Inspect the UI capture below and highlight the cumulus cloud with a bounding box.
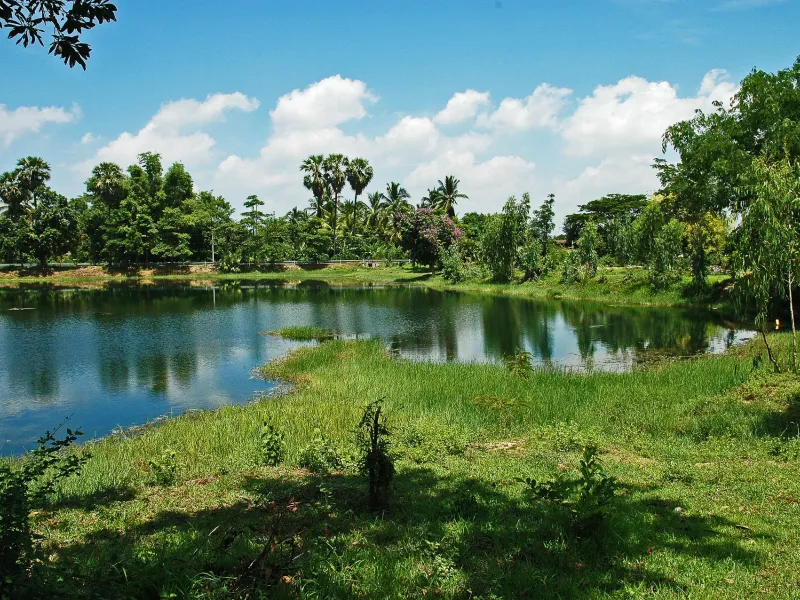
[433,90,490,125]
[0,104,80,147]
[81,92,259,172]
[80,132,96,144]
[270,75,376,131]
[478,84,573,131]
[560,70,737,157]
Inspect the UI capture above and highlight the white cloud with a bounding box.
[434,90,490,125]
[81,92,259,172]
[560,70,737,157]
[0,104,80,147]
[478,84,573,131]
[270,75,376,132]
[80,132,96,144]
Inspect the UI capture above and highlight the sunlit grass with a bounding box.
[262,325,336,341]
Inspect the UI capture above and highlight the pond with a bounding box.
[0,280,754,454]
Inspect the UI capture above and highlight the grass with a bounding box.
[0,263,733,309]
[11,333,800,598]
[263,325,336,341]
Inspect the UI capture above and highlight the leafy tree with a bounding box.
[398,208,461,269]
[531,193,556,253]
[86,161,126,210]
[649,219,685,290]
[733,156,800,372]
[0,0,117,68]
[563,213,589,247]
[364,191,387,231]
[632,198,666,265]
[30,188,77,265]
[481,194,530,282]
[576,220,599,278]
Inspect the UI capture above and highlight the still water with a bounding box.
[0,280,754,453]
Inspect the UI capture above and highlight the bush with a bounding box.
[1,424,87,593]
[481,195,530,282]
[560,251,586,284]
[517,241,543,281]
[504,348,534,378]
[260,421,286,467]
[298,429,343,474]
[398,209,461,269]
[440,243,467,283]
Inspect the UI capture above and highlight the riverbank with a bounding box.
[0,263,733,310]
[11,333,800,598]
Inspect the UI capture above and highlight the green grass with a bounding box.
[262,325,336,341]
[13,333,800,598]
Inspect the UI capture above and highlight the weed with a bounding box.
[503,348,534,378]
[298,429,343,474]
[148,449,177,485]
[260,421,286,467]
[523,445,619,535]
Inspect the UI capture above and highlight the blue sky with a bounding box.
[1,0,798,224]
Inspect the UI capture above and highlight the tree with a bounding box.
[649,219,684,290]
[86,162,126,210]
[434,175,467,218]
[29,188,77,266]
[531,193,556,253]
[632,198,666,265]
[365,191,386,231]
[346,157,373,235]
[481,194,530,282]
[301,155,327,218]
[733,156,800,372]
[576,220,599,278]
[322,154,348,255]
[1,0,117,68]
[381,182,412,243]
[398,208,461,269]
[15,156,51,210]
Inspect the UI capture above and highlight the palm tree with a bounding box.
[346,157,374,235]
[0,170,25,221]
[322,154,349,256]
[435,175,467,218]
[365,191,387,231]
[420,187,442,209]
[381,182,412,242]
[300,155,326,218]
[87,162,126,210]
[15,156,51,211]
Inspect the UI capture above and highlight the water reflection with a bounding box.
[0,280,753,453]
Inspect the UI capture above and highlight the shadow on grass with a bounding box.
[38,468,767,599]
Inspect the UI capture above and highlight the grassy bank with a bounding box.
[0,263,732,309]
[12,334,799,598]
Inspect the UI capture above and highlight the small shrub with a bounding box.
[148,449,177,486]
[504,348,534,378]
[473,395,529,434]
[1,423,87,593]
[298,429,343,474]
[560,251,586,284]
[260,421,286,467]
[517,241,543,281]
[523,445,619,535]
[356,401,395,509]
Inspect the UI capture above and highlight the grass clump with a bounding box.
[264,325,336,341]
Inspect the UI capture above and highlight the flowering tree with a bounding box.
[398,209,461,269]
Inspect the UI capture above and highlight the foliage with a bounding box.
[0,423,86,592]
[298,429,343,474]
[0,0,117,68]
[398,208,461,269]
[356,401,395,509]
[517,239,543,281]
[530,193,556,253]
[632,197,667,265]
[576,220,599,278]
[523,446,619,534]
[260,421,286,467]
[560,250,585,284]
[440,242,466,283]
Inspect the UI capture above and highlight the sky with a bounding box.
[0,0,798,227]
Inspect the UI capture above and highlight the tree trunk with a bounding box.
[789,265,797,373]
